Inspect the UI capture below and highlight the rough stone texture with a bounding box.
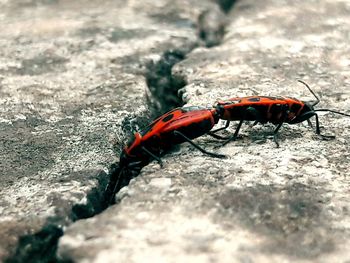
[0,0,221,261]
[57,0,350,262]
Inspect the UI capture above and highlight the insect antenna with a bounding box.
[314,109,350,117]
[297,80,350,117]
[298,80,320,107]
[106,165,124,204]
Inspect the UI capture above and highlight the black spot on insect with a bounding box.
[270,104,283,115]
[248,97,261,102]
[162,114,174,122]
[291,103,302,113]
[266,96,287,101]
[262,96,278,100]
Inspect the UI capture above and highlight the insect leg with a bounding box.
[222,106,263,146]
[210,120,230,133]
[106,166,125,204]
[222,119,244,146]
[127,161,143,169]
[207,121,231,140]
[313,113,335,140]
[207,128,230,140]
[141,146,163,167]
[207,121,230,140]
[307,119,313,128]
[173,130,226,158]
[272,107,290,148]
[272,122,284,148]
[293,111,335,140]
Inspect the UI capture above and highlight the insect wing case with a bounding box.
[160,108,216,145]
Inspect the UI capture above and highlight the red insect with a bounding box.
[107,106,226,202]
[212,80,350,147]
[120,106,225,168]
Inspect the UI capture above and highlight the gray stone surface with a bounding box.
[0,0,221,261]
[57,0,350,262]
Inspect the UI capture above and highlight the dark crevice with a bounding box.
[6,1,239,262]
[6,171,109,263]
[144,47,193,116]
[104,45,195,206]
[198,8,227,47]
[5,225,64,263]
[197,0,237,47]
[105,0,238,207]
[70,170,110,220]
[216,0,238,13]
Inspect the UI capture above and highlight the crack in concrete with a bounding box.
[104,45,196,206]
[5,1,238,262]
[5,225,64,263]
[104,0,238,208]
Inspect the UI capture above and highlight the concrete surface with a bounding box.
[57,0,350,263]
[1,0,350,262]
[0,0,221,261]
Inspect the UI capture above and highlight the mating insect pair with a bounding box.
[121,81,349,167]
[107,81,350,199]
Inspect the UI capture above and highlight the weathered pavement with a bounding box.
[1,0,350,262]
[0,0,224,261]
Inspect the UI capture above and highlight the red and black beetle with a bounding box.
[107,106,226,202]
[120,105,225,169]
[211,80,350,147]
